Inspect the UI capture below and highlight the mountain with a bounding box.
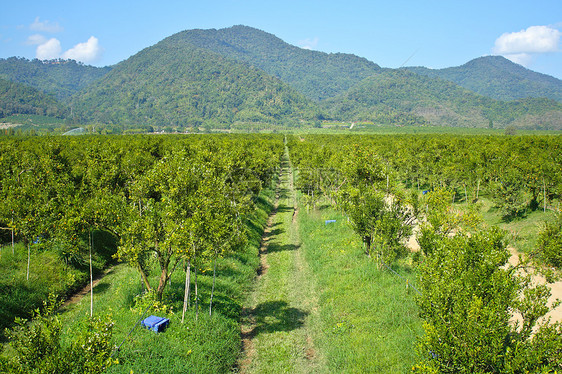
[1,26,561,131]
[174,25,381,101]
[70,31,319,128]
[0,78,68,119]
[405,56,562,102]
[324,69,562,129]
[0,57,111,101]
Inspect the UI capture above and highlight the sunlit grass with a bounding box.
[56,187,275,373]
[297,197,422,372]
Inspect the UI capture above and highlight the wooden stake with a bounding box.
[90,231,93,317]
[182,259,191,324]
[194,265,199,321]
[26,243,30,281]
[209,257,217,316]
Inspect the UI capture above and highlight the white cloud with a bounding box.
[298,37,319,50]
[36,38,62,60]
[493,25,561,67]
[26,34,47,45]
[494,25,561,54]
[62,36,103,63]
[502,53,533,67]
[30,17,63,33]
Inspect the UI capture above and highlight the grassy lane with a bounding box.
[297,200,423,372]
[239,149,326,373]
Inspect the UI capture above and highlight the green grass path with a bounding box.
[238,148,326,373]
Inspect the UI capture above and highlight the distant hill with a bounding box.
[175,25,381,101]
[405,56,562,102]
[1,26,561,131]
[70,32,319,128]
[0,57,111,100]
[324,69,562,129]
[0,78,68,119]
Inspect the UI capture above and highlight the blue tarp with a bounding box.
[141,315,170,333]
[325,219,336,225]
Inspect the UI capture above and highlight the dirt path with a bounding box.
[238,148,325,374]
[508,247,562,324]
[61,267,114,309]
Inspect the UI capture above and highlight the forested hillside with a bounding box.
[1,26,562,131]
[0,57,111,100]
[70,36,319,129]
[323,69,562,129]
[0,78,68,119]
[406,56,562,102]
[174,25,382,101]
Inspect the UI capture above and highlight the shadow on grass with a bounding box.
[242,300,308,340]
[93,282,111,295]
[276,206,295,213]
[266,243,300,254]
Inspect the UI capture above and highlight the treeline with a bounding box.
[289,134,562,218]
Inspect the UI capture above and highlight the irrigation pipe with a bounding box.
[380,260,422,296]
[111,299,156,358]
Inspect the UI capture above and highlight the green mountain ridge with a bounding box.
[174,25,382,101]
[1,26,561,131]
[0,57,111,101]
[70,34,318,128]
[0,78,69,119]
[324,69,562,129]
[405,56,562,102]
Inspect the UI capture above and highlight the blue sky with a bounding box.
[1,0,561,79]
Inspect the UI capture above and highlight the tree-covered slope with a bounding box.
[324,69,562,129]
[406,56,562,102]
[0,78,69,119]
[174,25,381,101]
[71,34,319,128]
[0,57,111,101]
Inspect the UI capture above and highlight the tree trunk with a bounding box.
[209,257,217,316]
[543,177,546,213]
[138,263,152,292]
[476,179,480,201]
[182,259,191,323]
[464,184,468,204]
[364,236,371,257]
[156,266,168,301]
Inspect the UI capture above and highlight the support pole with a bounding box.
[90,231,94,317]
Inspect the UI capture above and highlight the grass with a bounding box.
[298,197,423,373]
[55,187,275,373]
[0,234,115,337]
[454,195,558,254]
[241,150,423,373]
[239,150,325,373]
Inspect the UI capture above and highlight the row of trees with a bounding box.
[287,135,562,372]
[0,134,283,310]
[289,134,562,219]
[0,133,284,373]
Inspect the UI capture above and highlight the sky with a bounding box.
[1,0,561,79]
